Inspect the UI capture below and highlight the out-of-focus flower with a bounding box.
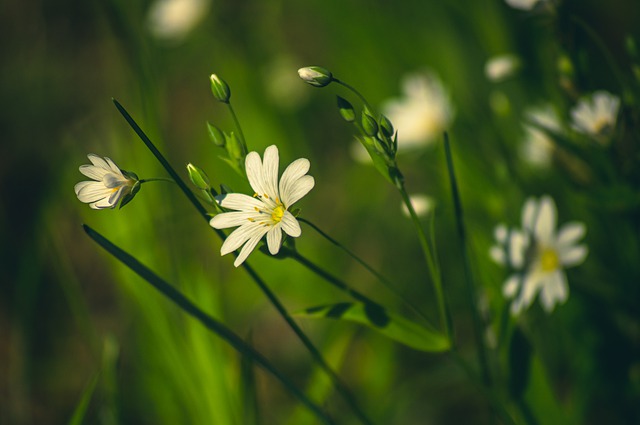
[401,194,434,218]
[147,0,210,42]
[505,0,546,11]
[74,154,139,209]
[484,54,521,82]
[210,145,314,267]
[570,91,620,143]
[381,71,454,151]
[490,196,588,315]
[520,105,562,168]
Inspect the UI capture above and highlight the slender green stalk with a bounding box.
[83,225,335,425]
[112,99,373,425]
[333,78,374,112]
[443,133,492,388]
[298,217,431,324]
[139,177,176,184]
[396,183,452,343]
[227,102,248,155]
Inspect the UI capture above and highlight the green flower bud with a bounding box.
[361,111,378,137]
[187,163,211,190]
[297,66,333,87]
[207,122,226,147]
[336,96,355,122]
[379,114,394,139]
[119,179,141,209]
[210,74,231,103]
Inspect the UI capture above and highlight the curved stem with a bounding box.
[334,78,375,112]
[298,217,431,324]
[139,177,176,184]
[227,102,248,155]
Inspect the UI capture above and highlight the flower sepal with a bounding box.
[118,179,141,209]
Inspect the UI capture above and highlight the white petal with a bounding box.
[540,271,568,312]
[281,175,314,208]
[108,185,127,205]
[557,222,586,249]
[217,193,265,212]
[262,145,280,198]
[74,181,93,196]
[245,151,268,198]
[521,197,537,232]
[503,274,520,298]
[79,164,110,181]
[280,211,301,237]
[104,157,122,174]
[91,196,116,209]
[559,244,588,267]
[494,224,508,244]
[103,173,128,189]
[489,246,506,265]
[534,195,556,244]
[87,154,110,170]
[266,226,283,255]
[76,182,111,203]
[210,211,261,229]
[220,222,265,256]
[234,228,270,267]
[513,271,542,315]
[509,230,529,269]
[279,157,310,204]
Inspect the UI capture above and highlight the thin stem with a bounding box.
[333,78,374,112]
[298,217,431,324]
[443,133,492,388]
[227,102,248,155]
[396,183,452,343]
[139,177,176,184]
[112,99,372,425]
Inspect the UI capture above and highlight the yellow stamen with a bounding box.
[539,248,559,272]
[271,205,285,223]
[263,193,269,199]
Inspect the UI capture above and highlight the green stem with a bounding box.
[227,102,248,155]
[396,183,452,343]
[334,78,374,112]
[443,133,492,388]
[112,99,372,425]
[298,217,431,324]
[139,177,176,184]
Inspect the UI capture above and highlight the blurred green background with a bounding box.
[2,0,639,424]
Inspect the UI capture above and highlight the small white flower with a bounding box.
[74,154,138,210]
[570,91,620,142]
[401,194,434,218]
[490,196,588,315]
[520,105,562,168]
[210,145,315,267]
[484,54,520,82]
[381,71,454,151]
[147,0,209,41]
[505,0,545,11]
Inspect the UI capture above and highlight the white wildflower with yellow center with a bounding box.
[490,196,588,315]
[210,145,315,267]
[570,91,620,141]
[74,154,138,209]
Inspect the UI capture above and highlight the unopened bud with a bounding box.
[297,66,333,87]
[336,96,355,122]
[207,122,226,147]
[210,74,231,103]
[187,163,211,190]
[379,115,394,138]
[361,111,378,137]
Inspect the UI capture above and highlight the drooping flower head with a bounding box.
[74,154,139,209]
[210,145,314,267]
[570,90,620,143]
[490,196,588,315]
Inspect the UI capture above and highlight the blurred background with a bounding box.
[1,0,639,423]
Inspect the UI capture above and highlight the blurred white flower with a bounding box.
[570,91,620,143]
[147,0,210,41]
[401,194,434,218]
[490,196,588,315]
[520,105,562,168]
[505,0,545,11]
[484,54,520,82]
[382,71,454,151]
[74,154,138,209]
[210,145,314,267]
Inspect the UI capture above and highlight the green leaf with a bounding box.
[67,373,99,425]
[295,302,450,352]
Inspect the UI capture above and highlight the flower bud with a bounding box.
[336,96,355,122]
[207,122,226,147]
[379,114,394,139]
[187,163,211,190]
[361,111,378,137]
[297,66,333,87]
[210,74,231,103]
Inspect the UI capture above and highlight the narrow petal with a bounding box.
[234,228,270,267]
[281,175,314,208]
[489,246,506,265]
[514,271,543,314]
[217,193,265,211]
[266,226,283,255]
[210,211,261,229]
[74,181,93,196]
[521,197,537,232]
[91,197,116,209]
[79,164,110,181]
[502,274,520,298]
[534,196,556,244]
[245,151,268,197]
[220,222,265,256]
[280,211,301,237]
[279,158,310,203]
[557,222,586,249]
[559,245,588,267]
[103,173,128,189]
[540,271,568,312]
[509,230,529,269]
[87,154,110,170]
[494,224,508,244]
[107,185,127,205]
[262,145,280,198]
[104,157,122,174]
[77,182,112,203]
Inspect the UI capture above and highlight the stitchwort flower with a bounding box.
[490,196,588,315]
[74,154,139,209]
[210,145,314,267]
[570,90,620,143]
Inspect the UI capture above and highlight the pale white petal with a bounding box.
[540,271,568,312]
[103,173,128,189]
[74,181,94,196]
[502,274,520,298]
[210,211,261,229]
[87,154,110,170]
[281,175,314,208]
[104,157,122,174]
[489,246,506,265]
[513,271,542,315]
[280,211,301,237]
[279,158,310,204]
[217,193,265,212]
[559,244,588,267]
[220,222,265,256]
[262,145,280,198]
[108,186,127,205]
[534,195,556,244]
[266,226,283,255]
[521,197,537,232]
[556,222,586,249]
[79,164,110,181]
[494,224,508,244]
[91,197,116,209]
[245,151,268,198]
[234,228,270,267]
[509,230,529,269]
[77,182,112,203]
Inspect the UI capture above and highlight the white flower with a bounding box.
[210,145,314,267]
[570,91,620,142]
[401,194,434,218]
[484,54,520,82]
[381,71,454,151]
[74,154,138,210]
[490,196,588,315]
[505,0,545,11]
[520,105,562,168]
[147,0,209,41]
